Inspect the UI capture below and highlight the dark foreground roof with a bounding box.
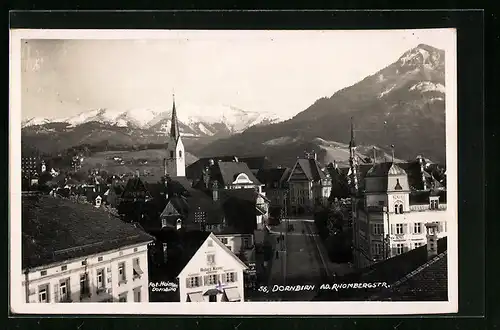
[315,237,448,301]
[22,195,154,269]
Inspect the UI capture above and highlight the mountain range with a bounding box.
[21,104,280,155]
[194,44,446,167]
[22,43,446,168]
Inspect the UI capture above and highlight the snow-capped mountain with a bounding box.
[22,104,281,137]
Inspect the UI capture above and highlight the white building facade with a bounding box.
[352,162,448,269]
[22,242,151,303]
[177,233,248,302]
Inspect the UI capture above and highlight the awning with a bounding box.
[187,292,204,302]
[224,287,241,302]
[203,288,221,296]
[133,263,144,275]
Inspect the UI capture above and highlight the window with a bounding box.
[118,292,127,302]
[169,151,174,158]
[133,258,143,279]
[243,237,251,249]
[220,237,228,244]
[414,242,424,248]
[394,203,404,214]
[207,240,213,247]
[80,273,89,296]
[187,276,201,288]
[396,224,404,235]
[59,278,70,302]
[97,269,105,289]
[225,272,237,283]
[413,223,422,234]
[204,274,219,286]
[372,243,382,256]
[161,218,167,228]
[396,244,404,255]
[372,223,383,235]
[430,199,439,210]
[399,204,404,214]
[226,245,232,251]
[81,260,87,266]
[118,262,126,283]
[40,270,47,276]
[98,256,103,262]
[61,265,67,271]
[207,254,215,265]
[38,284,49,303]
[179,150,183,158]
[133,287,141,302]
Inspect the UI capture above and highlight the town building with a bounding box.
[177,233,248,302]
[285,151,332,215]
[21,195,154,303]
[256,167,291,208]
[345,120,448,269]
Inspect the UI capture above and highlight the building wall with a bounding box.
[354,204,449,268]
[22,242,150,303]
[215,234,254,255]
[178,237,246,302]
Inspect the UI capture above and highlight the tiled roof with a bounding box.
[212,162,262,186]
[369,252,448,301]
[256,168,290,186]
[315,237,447,301]
[185,156,239,180]
[366,162,407,177]
[22,195,154,269]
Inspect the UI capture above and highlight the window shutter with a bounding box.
[234,272,238,282]
[204,275,209,286]
[221,273,226,283]
[53,284,59,303]
[438,222,443,232]
[186,278,191,288]
[391,224,395,235]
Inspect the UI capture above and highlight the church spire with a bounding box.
[170,94,180,142]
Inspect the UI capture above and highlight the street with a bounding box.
[260,217,352,301]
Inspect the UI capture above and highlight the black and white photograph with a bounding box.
[10,28,458,315]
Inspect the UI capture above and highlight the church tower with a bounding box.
[164,94,185,177]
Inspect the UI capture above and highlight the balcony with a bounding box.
[409,203,447,212]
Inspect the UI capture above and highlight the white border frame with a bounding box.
[9,29,458,315]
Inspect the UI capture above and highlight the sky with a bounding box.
[20,29,454,121]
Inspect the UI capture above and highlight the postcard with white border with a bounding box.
[10,28,458,315]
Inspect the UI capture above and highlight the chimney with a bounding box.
[425,222,439,259]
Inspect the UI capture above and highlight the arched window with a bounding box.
[179,150,182,158]
[394,205,399,214]
[399,204,403,214]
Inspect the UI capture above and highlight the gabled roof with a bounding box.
[177,232,248,278]
[257,167,291,186]
[237,156,273,171]
[22,195,154,269]
[288,158,327,182]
